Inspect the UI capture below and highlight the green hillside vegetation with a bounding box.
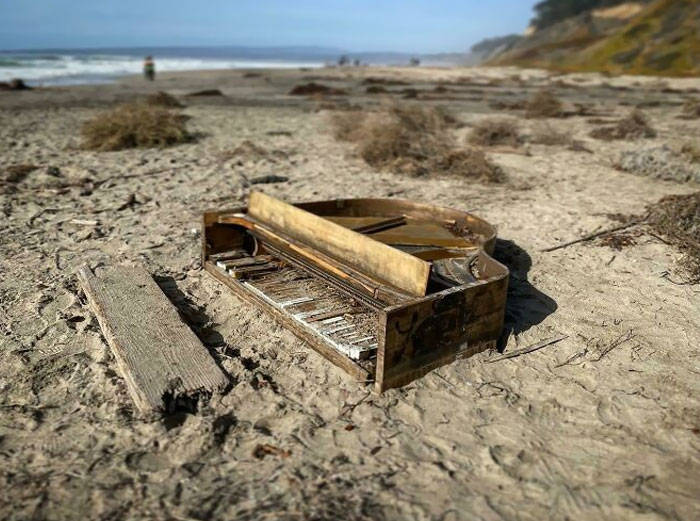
[574,0,700,75]
[531,0,631,30]
[488,0,700,77]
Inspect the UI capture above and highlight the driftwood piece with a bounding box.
[77,264,229,415]
[541,222,643,253]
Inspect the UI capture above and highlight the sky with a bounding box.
[0,0,539,53]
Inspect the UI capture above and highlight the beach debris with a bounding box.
[366,85,388,94]
[46,166,62,177]
[69,218,99,226]
[487,334,568,363]
[468,118,521,147]
[590,110,656,140]
[185,89,224,97]
[81,102,191,151]
[680,143,700,164]
[617,145,700,184]
[3,163,39,183]
[0,78,31,91]
[116,192,150,211]
[490,99,528,111]
[525,89,564,118]
[77,264,229,416]
[645,192,700,282]
[204,192,509,392]
[115,193,138,211]
[249,174,289,185]
[252,444,291,459]
[289,82,346,96]
[598,232,637,251]
[330,102,505,182]
[361,77,409,86]
[679,99,700,119]
[145,91,183,108]
[542,221,645,253]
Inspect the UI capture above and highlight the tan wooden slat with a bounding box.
[248,191,431,297]
[323,216,396,229]
[78,264,229,415]
[368,222,474,248]
[324,216,406,234]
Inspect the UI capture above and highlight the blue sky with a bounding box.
[0,0,538,53]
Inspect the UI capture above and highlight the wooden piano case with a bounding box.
[202,192,509,393]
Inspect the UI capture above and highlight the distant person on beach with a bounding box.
[143,56,155,81]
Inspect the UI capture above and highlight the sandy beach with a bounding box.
[1,65,699,520]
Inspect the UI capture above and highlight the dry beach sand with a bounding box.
[1,66,700,520]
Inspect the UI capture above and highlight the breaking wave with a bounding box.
[0,52,323,85]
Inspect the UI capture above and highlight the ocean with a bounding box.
[0,46,474,86]
[0,46,336,86]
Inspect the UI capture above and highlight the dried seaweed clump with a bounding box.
[617,145,700,184]
[289,82,346,96]
[645,192,700,282]
[598,232,637,251]
[81,103,191,151]
[366,85,388,94]
[3,164,39,183]
[330,103,504,182]
[590,110,656,141]
[525,89,563,119]
[680,143,700,164]
[145,91,183,108]
[435,148,507,182]
[468,118,521,147]
[680,99,700,119]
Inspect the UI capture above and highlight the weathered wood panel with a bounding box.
[248,191,431,297]
[78,264,229,415]
[375,275,508,392]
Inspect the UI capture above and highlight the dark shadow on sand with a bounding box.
[493,239,558,351]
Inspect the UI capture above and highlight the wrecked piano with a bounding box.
[202,192,509,392]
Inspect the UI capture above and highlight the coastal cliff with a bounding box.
[485,0,700,76]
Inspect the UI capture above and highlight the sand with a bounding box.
[1,66,699,520]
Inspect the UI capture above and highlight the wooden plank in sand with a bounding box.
[77,264,229,415]
[247,191,431,297]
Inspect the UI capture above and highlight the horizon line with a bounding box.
[0,43,474,56]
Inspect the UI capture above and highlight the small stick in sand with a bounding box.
[541,221,645,253]
[487,333,569,363]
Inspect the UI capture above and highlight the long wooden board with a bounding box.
[78,264,229,415]
[247,191,431,297]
